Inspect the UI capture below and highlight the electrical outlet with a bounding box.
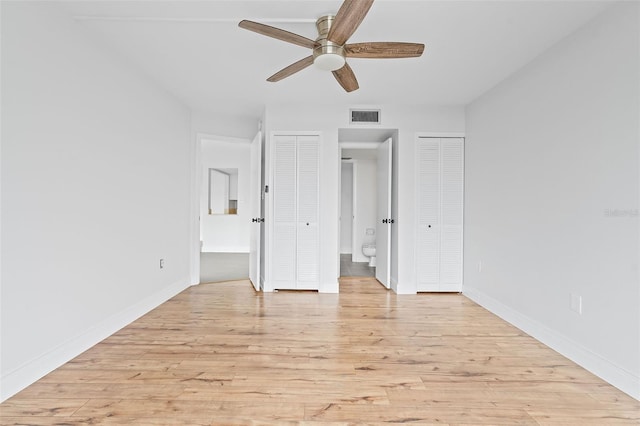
[570,293,582,314]
[160,259,164,269]
[477,261,482,273]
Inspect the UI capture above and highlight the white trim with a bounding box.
[319,280,339,294]
[272,131,323,136]
[415,132,466,139]
[390,277,399,293]
[351,160,359,263]
[191,133,253,286]
[265,131,323,292]
[0,278,191,402]
[198,133,251,144]
[188,118,199,286]
[340,142,380,149]
[463,286,640,401]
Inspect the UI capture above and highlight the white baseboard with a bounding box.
[0,278,191,402]
[390,276,398,293]
[463,286,640,401]
[320,280,339,293]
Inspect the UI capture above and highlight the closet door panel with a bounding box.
[295,136,319,287]
[417,225,440,289]
[415,137,464,292]
[440,225,462,287]
[272,135,297,287]
[440,138,464,289]
[441,139,464,227]
[417,138,441,227]
[416,138,441,290]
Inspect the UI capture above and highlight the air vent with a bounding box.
[350,109,381,124]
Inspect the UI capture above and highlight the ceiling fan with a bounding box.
[238,0,425,92]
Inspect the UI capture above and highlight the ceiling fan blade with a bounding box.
[332,62,359,92]
[239,20,317,49]
[327,0,375,46]
[345,42,425,58]
[267,56,314,82]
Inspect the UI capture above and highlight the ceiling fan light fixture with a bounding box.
[239,1,425,92]
[313,38,346,71]
[314,53,346,71]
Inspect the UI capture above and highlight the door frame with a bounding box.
[413,132,466,293]
[190,133,252,286]
[264,131,323,292]
[337,141,385,277]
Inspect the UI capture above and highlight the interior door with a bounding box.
[271,135,298,289]
[375,138,392,288]
[416,137,442,291]
[249,131,262,291]
[440,138,464,291]
[295,135,320,289]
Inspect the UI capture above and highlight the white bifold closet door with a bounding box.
[416,137,464,292]
[271,134,319,290]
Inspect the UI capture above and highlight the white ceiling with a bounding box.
[58,1,613,120]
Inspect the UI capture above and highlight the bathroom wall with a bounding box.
[352,157,378,263]
[340,162,354,254]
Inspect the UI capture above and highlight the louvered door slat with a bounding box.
[270,134,320,290]
[416,138,441,290]
[416,137,464,292]
[272,136,297,287]
[296,136,319,287]
[441,139,464,227]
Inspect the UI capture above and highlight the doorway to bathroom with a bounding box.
[338,128,396,288]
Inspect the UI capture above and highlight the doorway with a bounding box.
[340,158,376,277]
[198,136,252,283]
[338,128,397,287]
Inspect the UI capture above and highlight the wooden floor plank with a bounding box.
[1,278,638,425]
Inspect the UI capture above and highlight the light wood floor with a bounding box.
[2,278,638,425]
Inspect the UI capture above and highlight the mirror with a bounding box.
[208,168,238,215]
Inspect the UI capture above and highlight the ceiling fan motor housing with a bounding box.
[313,15,346,71]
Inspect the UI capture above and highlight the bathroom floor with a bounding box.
[340,253,376,277]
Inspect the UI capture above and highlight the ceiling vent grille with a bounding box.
[350,109,381,124]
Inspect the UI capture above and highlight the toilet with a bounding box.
[362,243,376,267]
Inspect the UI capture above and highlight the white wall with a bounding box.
[191,111,258,141]
[200,139,251,253]
[265,104,465,293]
[340,162,353,254]
[1,2,192,400]
[352,160,378,263]
[464,3,639,399]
